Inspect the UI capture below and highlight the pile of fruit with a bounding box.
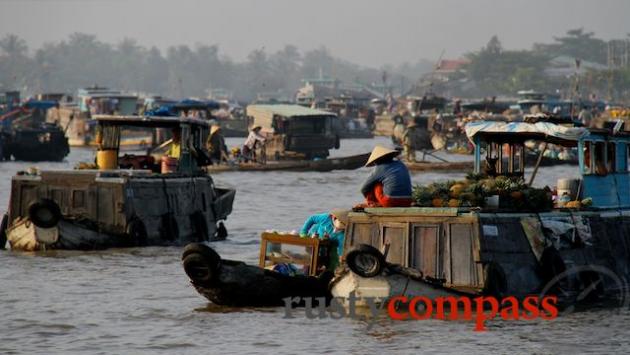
[412,173,553,211]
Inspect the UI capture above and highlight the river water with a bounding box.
[1,137,628,354]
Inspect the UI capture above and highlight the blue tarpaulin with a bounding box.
[23,100,58,110]
[145,99,220,117]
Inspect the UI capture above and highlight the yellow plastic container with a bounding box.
[96,149,118,170]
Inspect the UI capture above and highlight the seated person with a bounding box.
[299,209,349,270]
[167,128,181,159]
[359,146,412,207]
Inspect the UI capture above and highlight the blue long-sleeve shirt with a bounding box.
[299,213,345,257]
[360,160,412,197]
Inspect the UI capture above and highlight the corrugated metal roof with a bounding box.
[247,104,335,118]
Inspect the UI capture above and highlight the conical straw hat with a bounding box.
[331,209,350,226]
[365,146,399,167]
[210,125,221,135]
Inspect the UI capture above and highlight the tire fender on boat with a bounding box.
[28,199,62,229]
[0,214,8,250]
[345,244,386,278]
[182,243,222,285]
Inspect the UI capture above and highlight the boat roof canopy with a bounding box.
[247,104,336,128]
[465,121,589,146]
[247,104,335,118]
[172,99,220,111]
[93,114,211,128]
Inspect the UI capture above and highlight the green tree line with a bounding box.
[0,33,431,101]
[457,29,630,101]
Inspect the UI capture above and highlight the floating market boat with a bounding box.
[182,233,333,306]
[183,118,630,308]
[48,86,140,147]
[1,115,235,251]
[339,120,630,303]
[0,99,69,162]
[246,104,340,160]
[205,153,370,173]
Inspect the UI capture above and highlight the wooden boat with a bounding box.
[247,105,340,160]
[205,153,371,173]
[339,121,630,304]
[405,160,473,172]
[182,234,334,306]
[1,115,235,251]
[1,100,70,162]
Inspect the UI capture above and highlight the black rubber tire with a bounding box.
[214,221,228,240]
[0,214,8,250]
[28,199,61,228]
[483,262,508,298]
[182,243,221,285]
[160,214,179,242]
[190,211,209,242]
[126,219,148,246]
[345,244,386,278]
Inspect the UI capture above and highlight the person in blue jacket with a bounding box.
[299,209,349,269]
[359,145,413,207]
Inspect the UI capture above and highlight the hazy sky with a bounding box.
[1,0,630,67]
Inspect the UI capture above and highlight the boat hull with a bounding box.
[182,243,331,307]
[205,153,370,172]
[6,171,236,251]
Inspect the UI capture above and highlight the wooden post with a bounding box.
[528,143,547,186]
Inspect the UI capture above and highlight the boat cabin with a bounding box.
[467,119,630,209]
[246,104,339,160]
[93,115,212,174]
[78,87,138,116]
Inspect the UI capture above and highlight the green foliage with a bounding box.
[0,33,418,100]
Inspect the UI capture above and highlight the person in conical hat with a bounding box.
[359,145,412,208]
[206,124,228,164]
[403,120,418,162]
[242,125,266,162]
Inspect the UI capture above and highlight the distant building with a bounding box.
[432,59,471,82]
[296,78,382,106]
[544,56,607,77]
